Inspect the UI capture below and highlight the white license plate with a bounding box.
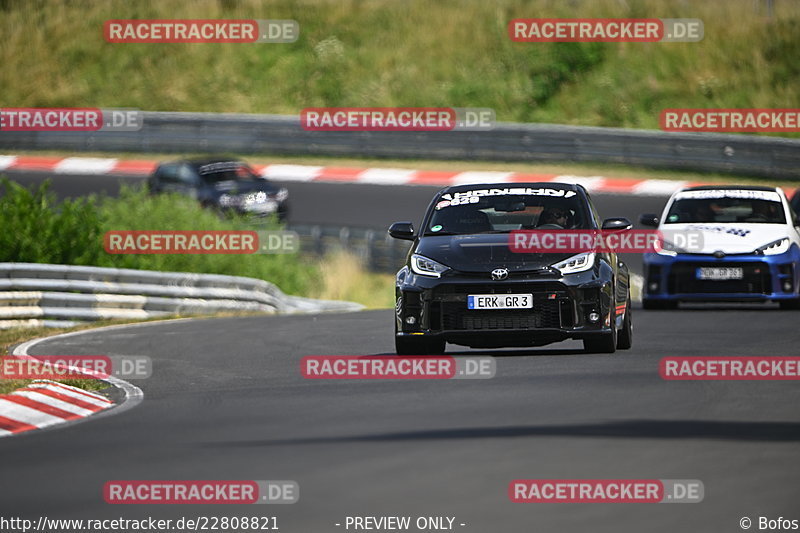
[467,294,533,310]
[696,267,744,280]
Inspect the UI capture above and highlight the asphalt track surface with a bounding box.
[2,170,800,532]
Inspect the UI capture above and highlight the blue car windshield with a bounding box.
[665,190,785,224]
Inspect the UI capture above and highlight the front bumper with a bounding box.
[395,269,617,348]
[237,200,288,220]
[643,250,799,302]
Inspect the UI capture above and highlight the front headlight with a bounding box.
[411,254,451,278]
[551,252,595,274]
[218,193,237,207]
[755,237,790,255]
[656,240,680,257]
[276,188,289,202]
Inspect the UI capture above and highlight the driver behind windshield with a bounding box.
[537,207,570,228]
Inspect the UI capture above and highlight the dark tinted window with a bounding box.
[177,164,199,185]
[196,161,258,182]
[790,191,800,222]
[425,187,589,235]
[156,163,180,183]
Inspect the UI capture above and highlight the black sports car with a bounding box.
[389,182,633,354]
[148,158,289,221]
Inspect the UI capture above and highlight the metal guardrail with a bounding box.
[0,263,362,329]
[290,224,411,273]
[1,112,798,179]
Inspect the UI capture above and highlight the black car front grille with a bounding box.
[667,262,772,294]
[432,282,567,297]
[440,302,563,330]
[432,283,571,331]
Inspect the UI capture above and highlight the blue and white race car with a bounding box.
[640,185,800,309]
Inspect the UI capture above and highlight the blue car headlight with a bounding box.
[656,240,684,257]
[755,238,790,256]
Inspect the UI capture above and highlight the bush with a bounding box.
[0,179,104,265]
[0,178,317,295]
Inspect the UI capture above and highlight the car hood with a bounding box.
[660,223,791,254]
[415,234,575,273]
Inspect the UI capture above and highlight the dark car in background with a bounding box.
[791,189,800,220]
[389,182,633,355]
[147,158,289,221]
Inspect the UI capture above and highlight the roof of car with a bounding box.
[681,185,777,192]
[184,158,247,168]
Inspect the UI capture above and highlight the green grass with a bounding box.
[1,0,798,135]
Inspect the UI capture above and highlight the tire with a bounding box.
[616,297,633,350]
[779,298,800,310]
[642,298,678,310]
[583,331,617,354]
[277,203,289,223]
[395,336,446,355]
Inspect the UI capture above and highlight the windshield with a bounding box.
[196,162,259,182]
[425,187,590,235]
[665,190,785,224]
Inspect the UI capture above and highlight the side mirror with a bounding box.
[388,221,415,240]
[601,217,633,231]
[638,214,659,228]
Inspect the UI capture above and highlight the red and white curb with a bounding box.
[0,154,707,196]
[0,379,113,436]
[1,323,148,437]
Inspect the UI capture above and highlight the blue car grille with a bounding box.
[667,262,772,294]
